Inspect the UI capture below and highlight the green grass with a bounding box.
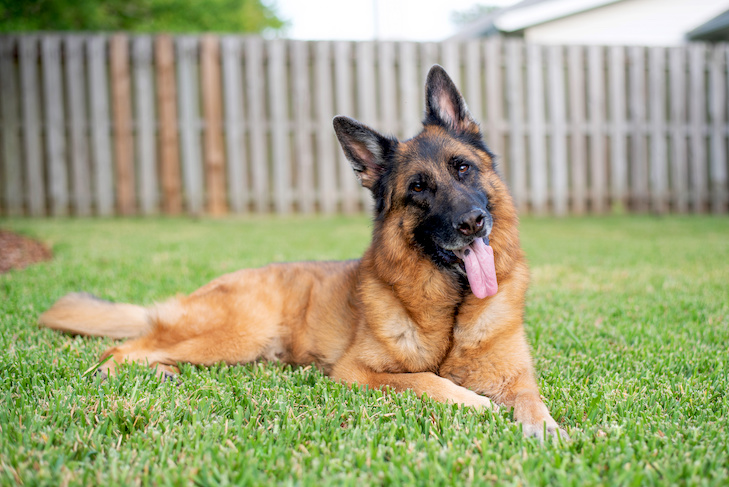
[1,215,727,486]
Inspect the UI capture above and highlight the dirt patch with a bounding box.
[0,229,53,273]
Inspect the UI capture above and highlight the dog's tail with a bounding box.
[38,293,150,339]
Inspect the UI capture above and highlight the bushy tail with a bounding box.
[38,293,150,339]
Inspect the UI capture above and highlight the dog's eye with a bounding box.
[411,182,424,193]
[458,164,470,175]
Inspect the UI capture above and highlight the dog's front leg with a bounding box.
[331,362,497,411]
[440,359,568,441]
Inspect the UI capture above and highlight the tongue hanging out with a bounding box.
[452,237,498,299]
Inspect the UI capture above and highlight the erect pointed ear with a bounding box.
[333,116,398,190]
[424,65,479,133]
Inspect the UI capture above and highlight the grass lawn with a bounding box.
[1,215,727,486]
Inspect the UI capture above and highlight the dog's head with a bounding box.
[334,65,515,287]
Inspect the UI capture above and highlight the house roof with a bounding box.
[451,0,729,43]
[687,9,729,41]
[495,0,623,32]
[450,0,623,40]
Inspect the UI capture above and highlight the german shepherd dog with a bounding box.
[40,66,567,440]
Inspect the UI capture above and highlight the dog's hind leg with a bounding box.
[96,291,285,379]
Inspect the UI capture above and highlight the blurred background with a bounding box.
[1,0,728,218]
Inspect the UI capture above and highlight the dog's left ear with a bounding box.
[333,116,397,190]
[424,65,479,134]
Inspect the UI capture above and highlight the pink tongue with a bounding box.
[454,238,498,299]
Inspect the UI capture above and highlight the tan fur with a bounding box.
[39,66,567,440]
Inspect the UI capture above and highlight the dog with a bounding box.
[39,65,567,440]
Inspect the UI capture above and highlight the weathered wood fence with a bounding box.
[1,34,728,216]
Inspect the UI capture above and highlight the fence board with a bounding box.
[354,41,375,212]
[709,45,728,213]
[155,34,182,215]
[608,46,628,210]
[19,36,45,216]
[64,36,92,216]
[505,40,526,213]
[221,36,247,214]
[314,41,337,214]
[547,45,568,216]
[441,41,460,88]
[464,40,483,124]
[86,35,114,216]
[398,42,420,137]
[0,37,22,215]
[42,35,69,216]
[132,35,158,215]
[587,45,607,213]
[110,34,136,215]
[567,45,587,214]
[177,36,204,215]
[291,40,315,214]
[484,38,504,168]
[628,46,648,212]
[201,35,228,215]
[688,43,708,213]
[3,35,729,217]
[378,41,398,135]
[526,43,547,214]
[267,38,291,215]
[668,47,689,213]
[334,41,358,212]
[245,36,269,213]
[648,47,668,214]
[420,42,439,84]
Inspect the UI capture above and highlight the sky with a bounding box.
[273,0,519,41]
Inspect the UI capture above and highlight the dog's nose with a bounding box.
[456,209,486,236]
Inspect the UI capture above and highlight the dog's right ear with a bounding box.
[333,116,397,190]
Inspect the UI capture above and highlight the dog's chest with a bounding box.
[377,306,454,372]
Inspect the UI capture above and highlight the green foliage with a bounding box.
[0,0,285,33]
[1,216,728,485]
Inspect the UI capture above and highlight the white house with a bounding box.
[452,0,729,45]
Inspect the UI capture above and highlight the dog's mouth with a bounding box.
[446,236,498,299]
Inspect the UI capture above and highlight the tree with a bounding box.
[0,0,285,33]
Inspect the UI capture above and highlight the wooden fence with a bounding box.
[1,34,728,217]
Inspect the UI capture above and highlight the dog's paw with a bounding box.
[92,368,108,381]
[160,370,180,385]
[521,422,570,442]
